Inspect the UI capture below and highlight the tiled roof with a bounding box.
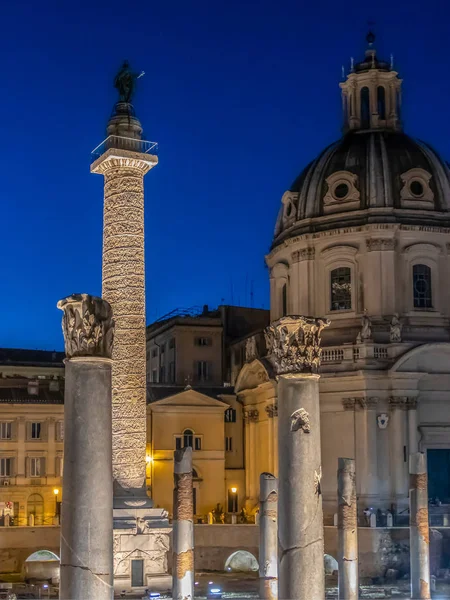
[0,388,64,404]
[147,385,234,404]
[0,348,65,367]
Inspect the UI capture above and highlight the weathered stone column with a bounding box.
[57,294,114,600]
[409,452,431,599]
[259,472,278,600]
[337,458,358,600]
[265,315,329,600]
[172,447,194,600]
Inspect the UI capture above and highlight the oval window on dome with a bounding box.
[334,183,349,200]
[286,202,293,217]
[410,180,424,197]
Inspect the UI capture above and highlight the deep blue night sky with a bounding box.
[2,0,450,350]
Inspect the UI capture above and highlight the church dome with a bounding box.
[273,35,450,247]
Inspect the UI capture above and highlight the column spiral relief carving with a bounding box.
[265,315,330,375]
[100,161,149,490]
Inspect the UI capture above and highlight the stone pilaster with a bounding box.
[172,447,194,600]
[266,315,329,600]
[57,294,114,600]
[409,452,431,599]
[337,458,358,600]
[354,397,379,501]
[259,473,278,600]
[389,397,409,503]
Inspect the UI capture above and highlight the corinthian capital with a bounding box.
[57,294,115,359]
[265,315,330,376]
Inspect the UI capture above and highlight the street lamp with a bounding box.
[53,488,59,521]
[230,487,238,515]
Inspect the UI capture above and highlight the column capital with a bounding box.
[57,294,115,359]
[90,148,157,176]
[244,408,259,424]
[265,315,330,376]
[389,396,416,410]
[265,402,278,418]
[342,398,357,411]
[291,248,315,263]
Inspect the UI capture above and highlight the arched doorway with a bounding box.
[27,493,44,525]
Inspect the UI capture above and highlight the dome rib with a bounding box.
[274,130,450,246]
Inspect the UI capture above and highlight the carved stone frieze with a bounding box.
[291,248,315,263]
[244,408,259,424]
[57,294,114,359]
[346,397,379,410]
[265,402,278,418]
[366,238,396,251]
[265,315,330,376]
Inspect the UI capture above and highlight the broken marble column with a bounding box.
[172,447,194,600]
[57,294,114,600]
[265,315,329,600]
[409,452,431,600]
[337,458,358,600]
[259,472,278,600]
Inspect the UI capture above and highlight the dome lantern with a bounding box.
[340,32,402,133]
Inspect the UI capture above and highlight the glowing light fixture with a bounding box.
[231,487,237,493]
[53,488,59,495]
[146,455,153,463]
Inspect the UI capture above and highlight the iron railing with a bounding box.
[91,135,158,162]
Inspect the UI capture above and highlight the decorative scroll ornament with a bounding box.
[264,315,330,375]
[57,294,114,359]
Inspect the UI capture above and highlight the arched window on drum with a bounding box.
[413,264,432,308]
[330,268,352,311]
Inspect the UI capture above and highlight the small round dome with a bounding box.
[273,130,450,246]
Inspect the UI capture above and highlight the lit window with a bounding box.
[330,267,352,311]
[30,423,41,440]
[225,408,236,423]
[195,337,212,347]
[194,437,202,451]
[183,430,194,448]
[0,423,12,440]
[30,458,42,477]
[0,458,11,477]
[413,264,432,308]
[225,437,233,452]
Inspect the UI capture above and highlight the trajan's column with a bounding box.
[91,62,171,593]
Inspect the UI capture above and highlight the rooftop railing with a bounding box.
[91,135,158,162]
